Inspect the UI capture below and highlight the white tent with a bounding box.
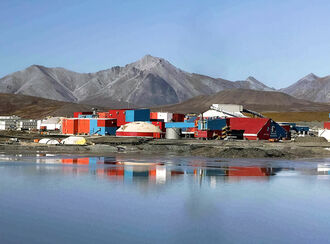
[39,138,60,144]
[61,136,87,145]
[318,129,330,142]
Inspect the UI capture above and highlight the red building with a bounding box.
[228,118,271,140]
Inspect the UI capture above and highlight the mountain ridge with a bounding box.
[0,55,275,107]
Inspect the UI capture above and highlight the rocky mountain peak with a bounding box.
[301,73,319,81]
[129,54,167,71]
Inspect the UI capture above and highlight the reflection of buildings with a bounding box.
[317,164,330,175]
[56,156,281,186]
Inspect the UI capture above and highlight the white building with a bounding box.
[202,104,246,118]
[17,120,38,130]
[0,116,20,130]
[37,117,62,131]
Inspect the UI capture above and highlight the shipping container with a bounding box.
[125,109,150,122]
[74,112,93,118]
[97,119,117,127]
[324,122,330,130]
[108,109,128,126]
[150,112,158,120]
[90,119,117,136]
[78,114,94,118]
[172,113,185,122]
[77,119,90,134]
[194,130,222,139]
[165,122,195,128]
[62,118,78,135]
[198,118,227,131]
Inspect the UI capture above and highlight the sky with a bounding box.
[1,0,330,88]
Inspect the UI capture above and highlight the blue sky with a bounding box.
[1,0,330,88]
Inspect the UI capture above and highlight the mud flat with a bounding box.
[0,131,329,159]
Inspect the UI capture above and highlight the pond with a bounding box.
[0,154,330,243]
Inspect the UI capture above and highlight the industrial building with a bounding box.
[1,104,327,143]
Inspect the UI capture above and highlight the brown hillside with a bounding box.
[157,89,330,114]
[0,93,113,119]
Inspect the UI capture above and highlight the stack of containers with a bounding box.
[77,119,90,135]
[108,109,129,126]
[62,118,78,134]
[125,109,150,122]
[196,118,227,139]
[172,113,185,122]
[74,112,93,118]
[90,119,117,136]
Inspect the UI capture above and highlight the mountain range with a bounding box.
[280,73,330,103]
[0,55,329,107]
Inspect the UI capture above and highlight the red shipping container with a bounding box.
[78,119,90,134]
[324,122,330,129]
[97,119,117,127]
[62,118,78,135]
[74,112,93,118]
[194,130,222,139]
[150,112,158,120]
[73,112,82,118]
[172,113,185,122]
[98,112,110,118]
[109,109,128,126]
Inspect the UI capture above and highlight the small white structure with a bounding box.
[202,104,246,118]
[61,136,87,145]
[318,129,330,142]
[37,117,62,131]
[39,138,60,144]
[157,112,173,122]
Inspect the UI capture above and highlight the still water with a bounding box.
[0,154,330,243]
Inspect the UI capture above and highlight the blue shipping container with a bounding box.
[89,119,117,135]
[78,114,94,118]
[125,109,150,122]
[165,122,195,128]
[198,118,227,130]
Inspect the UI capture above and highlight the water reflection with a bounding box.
[1,155,330,243]
[1,154,329,187]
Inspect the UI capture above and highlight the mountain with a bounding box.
[157,89,330,114]
[0,93,118,119]
[234,76,275,91]
[281,73,330,103]
[0,55,274,107]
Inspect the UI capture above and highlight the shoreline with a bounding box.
[1,136,329,159]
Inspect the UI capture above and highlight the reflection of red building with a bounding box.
[228,167,270,176]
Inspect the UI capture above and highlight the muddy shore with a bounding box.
[0,131,329,159]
